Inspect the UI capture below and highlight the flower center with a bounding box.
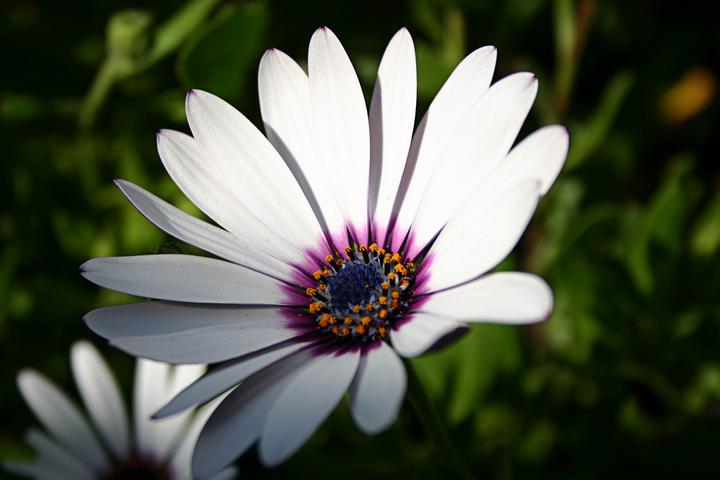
[100,454,172,480]
[305,242,416,342]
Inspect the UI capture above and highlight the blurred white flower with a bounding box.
[81,27,567,478]
[4,341,236,480]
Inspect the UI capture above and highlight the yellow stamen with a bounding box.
[361,316,371,326]
[381,281,390,290]
[352,305,362,313]
[306,288,317,296]
[342,327,350,336]
[313,270,323,280]
[378,309,388,319]
[379,296,388,305]
[387,272,396,281]
[344,317,353,326]
[378,326,387,337]
[356,325,366,334]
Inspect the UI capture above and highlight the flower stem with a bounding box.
[406,361,477,480]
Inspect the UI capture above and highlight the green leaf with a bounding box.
[178,3,269,99]
[690,191,720,256]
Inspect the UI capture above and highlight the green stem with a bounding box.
[406,362,477,480]
[78,59,117,131]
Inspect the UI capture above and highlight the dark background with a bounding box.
[2,0,720,478]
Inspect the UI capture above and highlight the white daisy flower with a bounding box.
[81,27,568,478]
[4,341,236,480]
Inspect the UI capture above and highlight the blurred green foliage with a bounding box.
[1,0,720,478]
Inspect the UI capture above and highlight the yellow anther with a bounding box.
[391,253,401,263]
[336,258,345,266]
[345,246,352,254]
[344,317,353,326]
[352,305,362,313]
[319,313,332,328]
[394,264,406,275]
[306,288,317,296]
[356,325,366,334]
[406,262,415,270]
[309,302,323,313]
[369,243,378,252]
[361,316,371,326]
[381,281,390,290]
[323,269,332,276]
[378,326,387,337]
[359,245,367,252]
[387,272,396,281]
[332,326,339,334]
[313,270,323,280]
[391,290,400,299]
[378,309,388,319]
[325,255,335,263]
[366,303,375,311]
[378,248,386,255]
[390,299,399,309]
[318,284,327,291]
[342,327,350,336]
[379,296,388,305]
[328,316,336,324]
[401,279,410,287]
[383,253,392,263]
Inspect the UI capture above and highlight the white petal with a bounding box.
[424,179,541,292]
[392,46,497,243]
[488,125,569,196]
[419,272,553,323]
[70,341,129,460]
[259,348,360,467]
[192,348,314,479]
[85,302,300,364]
[4,460,76,480]
[133,359,170,457]
[17,370,108,472]
[80,254,287,304]
[169,396,222,480]
[308,27,370,239]
[368,28,416,231]
[24,429,94,480]
[391,313,467,358]
[148,363,206,462]
[115,179,294,282]
[185,90,323,253]
[349,342,406,434]
[133,360,205,461]
[154,341,308,419]
[157,129,306,265]
[258,48,345,239]
[410,73,539,251]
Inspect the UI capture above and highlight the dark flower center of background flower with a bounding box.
[100,454,172,480]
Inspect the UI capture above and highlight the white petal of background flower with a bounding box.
[17,370,109,472]
[368,28,417,231]
[419,272,553,323]
[115,179,295,282]
[81,254,287,304]
[259,348,360,467]
[185,90,324,253]
[258,48,346,240]
[70,341,130,460]
[392,45,497,242]
[391,313,468,358]
[156,129,307,266]
[23,430,94,480]
[424,179,541,292]
[410,72,538,252]
[155,341,308,419]
[308,27,370,238]
[349,341,407,434]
